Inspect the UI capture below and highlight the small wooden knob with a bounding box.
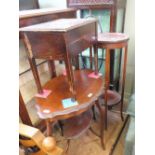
[42,137,56,152]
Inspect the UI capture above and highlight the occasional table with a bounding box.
[35,70,105,149]
[20,18,98,98]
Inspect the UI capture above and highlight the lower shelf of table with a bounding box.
[101,90,121,108]
[61,110,92,139]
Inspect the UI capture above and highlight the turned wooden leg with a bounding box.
[48,60,56,78]
[46,119,52,136]
[120,45,128,121]
[95,100,105,150]
[104,48,110,130]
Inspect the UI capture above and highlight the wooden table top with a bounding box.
[19,18,97,32]
[19,8,76,19]
[98,32,129,43]
[35,70,104,120]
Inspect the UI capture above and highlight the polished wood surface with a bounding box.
[35,70,104,120]
[19,123,63,155]
[97,32,129,128]
[34,70,105,149]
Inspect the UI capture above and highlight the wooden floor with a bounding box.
[51,111,129,155]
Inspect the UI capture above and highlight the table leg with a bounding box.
[92,105,96,121]
[74,55,80,70]
[94,45,98,75]
[104,48,110,130]
[64,55,76,100]
[89,46,93,69]
[95,100,105,150]
[120,45,128,121]
[46,119,52,136]
[47,60,56,78]
[23,33,43,94]
[28,57,43,94]
[58,121,64,136]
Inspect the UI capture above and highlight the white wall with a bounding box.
[124,0,135,98]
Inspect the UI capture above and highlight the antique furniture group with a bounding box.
[19,1,129,153]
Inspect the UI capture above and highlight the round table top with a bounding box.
[97,32,129,43]
[35,69,104,120]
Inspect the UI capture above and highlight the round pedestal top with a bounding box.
[97,32,129,43]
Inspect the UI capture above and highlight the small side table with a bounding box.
[20,18,98,99]
[97,32,129,129]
